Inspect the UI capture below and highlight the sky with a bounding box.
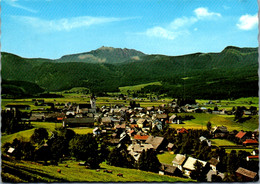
[2,0,259,59]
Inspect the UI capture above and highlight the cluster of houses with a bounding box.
[164,153,258,182]
[4,98,259,182]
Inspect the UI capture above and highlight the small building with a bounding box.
[127,143,154,153]
[76,104,92,114]
[246,155,259,161]
[177,128,188,134]
[183,157,208,177]
[93,127,101,136]
[206,170,224,182]
[133,135,149,142]
[101,117,113,127]
[63,117,94,127]
[145,136,168,152]
[160,163,182,177]
[243,139,258,146]
[199,136,211,146]
[208,157,219,171]
[236,131,251,142]
[137,118,150,129]
[235,167,258,182]
[172,154,186,171]
[5,104,31,111]
[212,126,228,138]
[167,143,174,151]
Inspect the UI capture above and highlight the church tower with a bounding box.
[90,94,96,113]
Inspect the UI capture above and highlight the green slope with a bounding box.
[1,46,258,99]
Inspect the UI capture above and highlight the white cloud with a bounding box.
[194,7,221,19]
[14,16,134,32]
[170,17,198,29]
[4,0,38,13]
[236,13,258,30]
[144,7,220,40]
[146,27,176,40]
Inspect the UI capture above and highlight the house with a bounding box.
[145,136,168,152]
[152,119,163,130]
[183,157,209,177]
[137,118,150,129]
[63,117,94,127]
[160,163,183,177]
[93,127,101,136]
[127,143,154,153]
[208,157,219,171]
[235,131,251,142]
[167,143,174,151]
[29,113,45,121]
[156,114,168,121]
[5,104,31,111]
[206,170,224,182]
[177,128,188,134]
[243,139,258,146]
[251,149,259,156]
[133,135,149,143]
[119,131,131,144]
[114,123,126,130]
[172,154,186,171]
[101,117,113,127]
[128,150,141,161]
[7,147,15,156]
[76,104,92,114]
[235,167,258,182]
[199,136,211,146]
[169,114,182,124]
[246,155,259,161]
[212,126,228,138]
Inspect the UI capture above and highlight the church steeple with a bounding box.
[90,93,96,112]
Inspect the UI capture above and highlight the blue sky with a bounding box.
[2,0,258,59]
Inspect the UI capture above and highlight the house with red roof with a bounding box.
[235,131,251,142]
[134,135,149,142]
[243,139,258,146]
[246,155,259,161]
[177,128,188,134]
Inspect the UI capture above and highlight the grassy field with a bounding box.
[157,152,176,165]
[68,127,94,134]
[2,122,63,145]
[169,113,258,131]
[2,159,194,182]
[119,82,162,94]
[210,139,237,146]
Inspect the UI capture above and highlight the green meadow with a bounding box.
[170,113,258,131]
[157,152,176,165]
[2,159,194,182]
[119,82,162,94]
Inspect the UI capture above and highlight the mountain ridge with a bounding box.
[1,46,258,99]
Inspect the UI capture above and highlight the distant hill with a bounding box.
[1,46,258,99]
[2,79,45,98]
[57,46,146,64]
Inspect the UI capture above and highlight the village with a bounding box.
[2,95,259,182]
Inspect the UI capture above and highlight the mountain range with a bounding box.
[1,46,258,99]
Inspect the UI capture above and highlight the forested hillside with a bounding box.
[1,46,258,99]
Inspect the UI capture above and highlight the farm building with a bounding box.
[63,117,94,127]
[235,167,258,182]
